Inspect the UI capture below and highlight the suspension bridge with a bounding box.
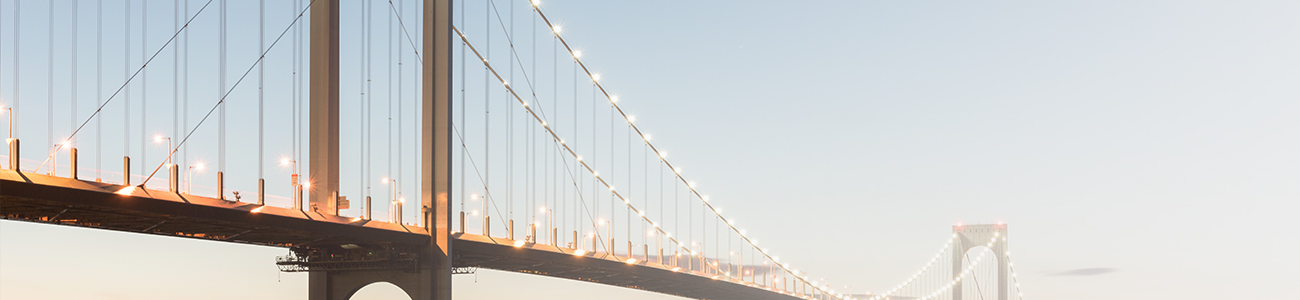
[0,1,1025,300]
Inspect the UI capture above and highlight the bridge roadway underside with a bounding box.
[0,170,801,300]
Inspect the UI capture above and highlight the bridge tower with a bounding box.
[305,0,454,299]
[951,224,1009,300]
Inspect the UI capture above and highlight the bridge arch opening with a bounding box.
[348,281,413,300]
[960,246,1003,300]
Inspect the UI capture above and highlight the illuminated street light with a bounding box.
[154,135,172,167]
[187,162,205,194]
[1,105,11,141]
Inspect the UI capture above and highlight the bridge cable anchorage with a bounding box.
[136,0,318,187]
[871,233,1003,300]
[456,26,784,291]
[30,0,221,175]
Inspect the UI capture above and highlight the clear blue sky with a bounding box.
[2,0,1298,299]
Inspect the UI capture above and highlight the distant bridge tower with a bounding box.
[951,224,1009,300]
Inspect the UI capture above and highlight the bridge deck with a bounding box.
[1,170,802,300]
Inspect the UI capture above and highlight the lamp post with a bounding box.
[280,158,300,209]
[2,105,12,141]
[280,158,299,185]
[540,206,554,244]
[2,105,12,171]
[468,194,485,234]
[153,135,172,166]
[187,162,204,194]
[384,178,401,223]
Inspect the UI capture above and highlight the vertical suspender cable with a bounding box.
[571,54,576,235]
[607,83,613,250]
[397,0,405,218]
[359,0,365,203]
[386,0,393,211]
[298,0,304,181]
[645,143,650,252]
[218,0,225,178]
[625,121,630,243]
[258,0,264,180]
[9,0,15,145]
[531,2,539,230]
[124,0,130,183]
[367,0,374,207]
[508,0,515,226]
[140,0,147,176]
[483,0,490,230]
[605,82,612,250]
[590,81,596,245]
[172,0,179,168]
[47,0,53,172]
[9,0,17,147]
[97,0,103,179]
[182,0,189,178]
[457,0,465,228]
[72,0,79,152]
[294,0,301,190]
[551,23,559,235]
[364,0,371,203]
[397,0,408,218]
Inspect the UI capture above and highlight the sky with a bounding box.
[2,0,1299,300]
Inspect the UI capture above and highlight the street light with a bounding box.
[1,105,12,141]
[187,162,205,194]
[540,206,554,244]
[384,178,401,223]
[279,158,299,185]
[153,135,172,167]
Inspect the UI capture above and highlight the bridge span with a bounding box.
[1,169,802,300]
[0,0,1024,298]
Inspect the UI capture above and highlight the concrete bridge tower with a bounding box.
[306,0,453,299]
